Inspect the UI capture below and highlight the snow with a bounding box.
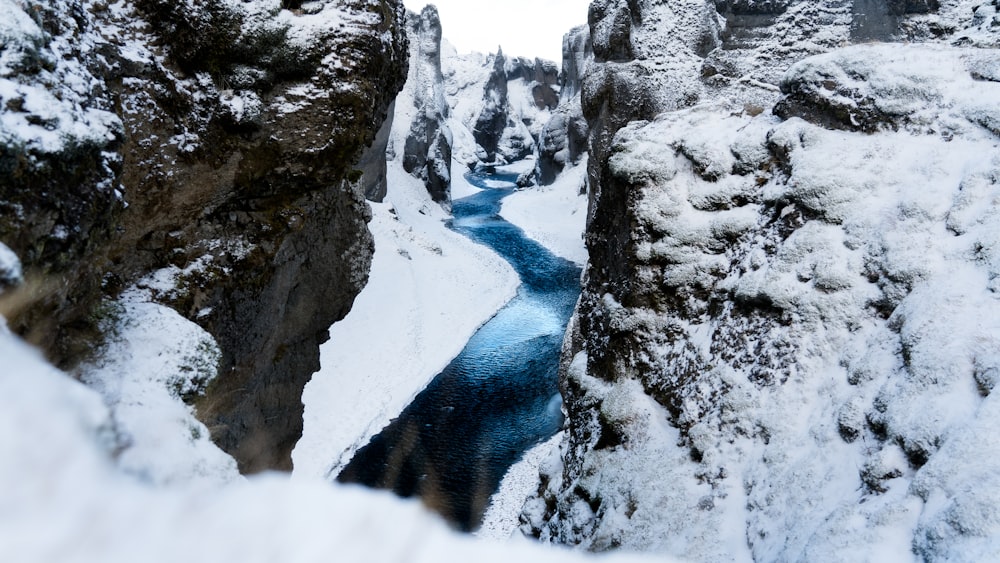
[500,158,589,265]
[76,290,240,487]
[479,431,564,540]
[450,160,485,199]
[293,161,519,479]
[0,242,22,289]
[0,0,122,160]
[0,328,673,563]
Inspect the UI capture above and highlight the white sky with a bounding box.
[402,0,591,63]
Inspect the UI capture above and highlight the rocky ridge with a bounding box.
[0,0,408,473]
[524,0,1000,560]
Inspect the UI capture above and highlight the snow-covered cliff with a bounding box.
[524,1,1000,561]
[0,0,409,472]
[441,43,561,184]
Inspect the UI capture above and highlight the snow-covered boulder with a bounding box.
[776,44,1000,135]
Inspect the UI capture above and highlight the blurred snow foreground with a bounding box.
[0,328,668,563]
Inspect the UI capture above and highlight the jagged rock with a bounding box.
[0,0,409,473]
[538,25,593,185]
[507,56,561,111]
[401,6,452,204]
[473,48,511,162]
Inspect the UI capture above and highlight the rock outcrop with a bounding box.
[538,25,593,185]
[524,1,1000,560]
[400,6,452,204]
[0,0,408,473]
[473,47,513,162]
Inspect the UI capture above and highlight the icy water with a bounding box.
[337,171,581,531]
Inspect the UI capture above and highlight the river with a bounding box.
[336,170,581,531]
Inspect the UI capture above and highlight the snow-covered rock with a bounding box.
[538,25,592,185]
[0,242,22,291]
[525,1,1000,561]
[399,5,453,204]
[0,0,408,472]
[440,42,561,179]
[77,291,239,487]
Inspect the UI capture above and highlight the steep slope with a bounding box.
[0,0,408,473]
[525,1,1000,560]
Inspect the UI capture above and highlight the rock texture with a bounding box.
[538,25,593,185]
[400,6,452,204]
[473,47,514,163]
[524,1,1000,560]
[0,0,408,473]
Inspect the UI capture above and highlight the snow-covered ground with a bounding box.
[500,158,589,265]
[479,432,565,541]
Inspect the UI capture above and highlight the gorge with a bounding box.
[337,169,580,531]
[2,0,1000,562]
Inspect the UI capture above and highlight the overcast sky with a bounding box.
[401,0,591,63]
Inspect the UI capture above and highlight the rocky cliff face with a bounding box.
[399,5,452,204]
[538,25,593,185]
[473,48,514,163]
[0,0,408,473]
[467,49,559,169]
[525,1,1000,560]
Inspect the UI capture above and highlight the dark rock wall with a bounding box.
[357,100,395,202]
[0,0,409,473]
[473,48,511,162]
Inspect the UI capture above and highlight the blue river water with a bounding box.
[336,171,581,531]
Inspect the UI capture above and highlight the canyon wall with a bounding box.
[525,0,1000,560]
[0,0,409,473]
[399,5,453,204]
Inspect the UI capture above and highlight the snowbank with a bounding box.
[500,158,589,265]
[294,162,519,479]
[479,432,564,541]
[77,291,240,487]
